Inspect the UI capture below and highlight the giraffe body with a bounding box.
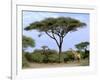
[70,49,81,62]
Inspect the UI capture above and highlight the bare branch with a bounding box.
[52,32,60,47]
[45,32,54,39]
[45,31,60,47]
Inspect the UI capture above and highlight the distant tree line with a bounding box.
[24,46,89,64]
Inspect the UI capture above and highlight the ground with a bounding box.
[23,59,89,69]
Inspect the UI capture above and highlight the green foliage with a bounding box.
[63,51,75,62]
[75,41,89,51]
[81,51,89,59]
[24,17,86,33]
[30,49,58,63]
[48,53,59,63]
[75,41,89,59]
[34,49,57,55]
[34,49,43,54]
[31,53,45,63]
[24,49,79,63]
[23,49,89,64]
[22,35,35,67]
[22,52,29,68]
[24,52,33,62]
[22,35,35,49]
[43,55,49,63]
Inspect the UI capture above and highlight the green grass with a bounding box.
[79,58,89,66]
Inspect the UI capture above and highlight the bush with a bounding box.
[43,56,49,63]
[31,53,45,63]
[29,49,58,63]
[25,52,33,62]
[48,53,59,63]
[24,49,86,63]
[81,51,89,59]
[33,49,43,54]
[63,51,74,62]
[30,53,59,63]
[22,53,29,68]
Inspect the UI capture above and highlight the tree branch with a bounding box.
[52,32,60,47]
[45,31,60,47]
[45,32,54,39]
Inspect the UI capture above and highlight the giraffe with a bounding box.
[70,48,81,62]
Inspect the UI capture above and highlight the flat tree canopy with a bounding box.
[75,42,89,51]
[25,17,86,34]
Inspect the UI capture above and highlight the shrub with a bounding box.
[22,53,29,68]
[48,53,59,63]
[31,49,58,63]
[31,53,45,63]
[43,55,49,63]
[24,49,86,63]
[63,51,74,62]
[81,51,89,59]
[25,52,33,62]
[33,49,43,54]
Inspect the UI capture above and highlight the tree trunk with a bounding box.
[58,45,62,63]
[58,37,63,63]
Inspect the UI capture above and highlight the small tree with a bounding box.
[22,35,35,67]
[22,35,35,50]
[75,42,89,52]
[24,17,86,63]
[75,42,89,59]
[41,46,48,52]
[41,46,49,63]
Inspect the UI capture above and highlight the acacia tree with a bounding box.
[41,45,48,54]
[24,17,86,63]
[22,35,35,51]
[22,35,35,67]
[75,42,89,53]
[41,46,48,51]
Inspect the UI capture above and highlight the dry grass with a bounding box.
[23,59,89,69]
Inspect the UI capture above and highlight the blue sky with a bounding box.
[23,11,89,52]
